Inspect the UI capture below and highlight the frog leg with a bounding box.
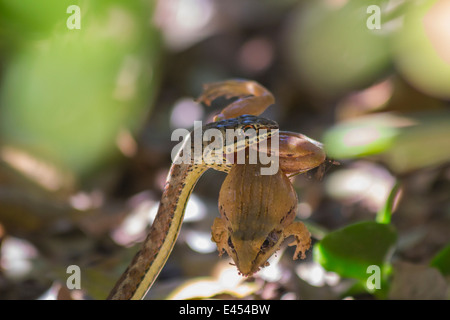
[211,217,229,256]
[283,221,311,260]
[196,79,275,121]
[197,80,327,176]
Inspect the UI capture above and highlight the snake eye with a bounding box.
[242,124,255,133]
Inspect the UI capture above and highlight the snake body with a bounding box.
[108,115,278,300]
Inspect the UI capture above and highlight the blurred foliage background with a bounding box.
[0,0,449,300]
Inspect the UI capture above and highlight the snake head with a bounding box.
[235,114,278,131]
[201,115,279,168]
[205,114,279,135]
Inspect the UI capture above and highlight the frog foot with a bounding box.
[196,79,274,121]
[211,217,228,256]
[284,221,311,260]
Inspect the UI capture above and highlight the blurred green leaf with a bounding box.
[0,0,161,183]
[375,181,400,224]
[382,112,450,173]
[430,244,450,277]
[286,0,391,96]
[323,112,450,173]
[313,221,397,281]
[0,0,75,45]
[323,114,399,158]
[392,0,450,99]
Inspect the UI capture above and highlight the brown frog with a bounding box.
[211,162,312,276]
[199,79,327,276]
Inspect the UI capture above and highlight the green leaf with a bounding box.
[430,244,450,276]
[313,221,397,281]
[323,114,400,159]
[376,181,401,224]
[0,1,161,182]
[323,112,450,173]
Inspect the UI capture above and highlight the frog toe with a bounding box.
[284,221,311,260]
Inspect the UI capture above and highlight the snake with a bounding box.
[107,114,279,300]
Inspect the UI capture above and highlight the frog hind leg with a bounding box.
[196,80,274,121]
[214,96,274,121]
[283,221,311,260]
[211,217,229,256]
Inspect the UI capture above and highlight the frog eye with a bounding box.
[261,239,271,250]
[261,230,281,251]
[227,236,236,253]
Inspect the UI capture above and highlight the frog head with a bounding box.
[225,228,285,276]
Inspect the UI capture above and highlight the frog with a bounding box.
[211,162,312,276]
[197,79,327,276]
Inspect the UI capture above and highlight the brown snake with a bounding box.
[107,115,279,299]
